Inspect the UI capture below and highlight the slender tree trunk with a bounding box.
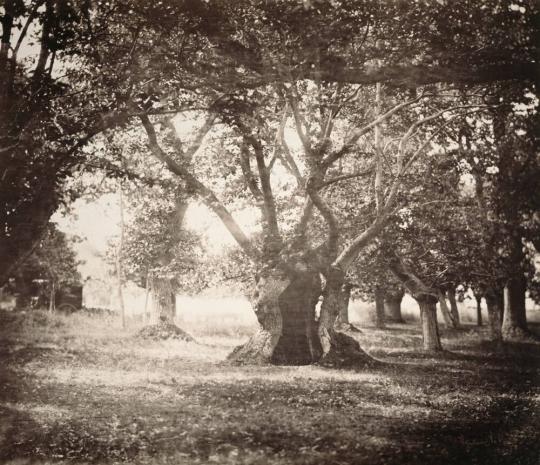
[475,294,483,326]
[485,288,503,342]
[335,283,351,326]
[143,271,150,324]
[384,287,405,323]
[502,276,529,340]
[437,290,455,328]
[418,296,443,352]
[116,188,126,329]
[48,281,55,313]
[374,286,386,329]
[447,287,461,327]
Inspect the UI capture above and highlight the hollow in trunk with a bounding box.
[230,265,374,367]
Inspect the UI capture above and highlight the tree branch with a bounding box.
[323,94,423,168]
[138,113,259,260]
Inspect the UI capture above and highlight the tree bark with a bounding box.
[447,287,461,327]
[384,287,405,323]
[485,288,503,342]
[149,274,176,325]
[374,286,386,329]
[139,273,194,341]
[502,276,529,340]
[418,296,443,352]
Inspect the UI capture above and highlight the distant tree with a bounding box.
[12,223,81,310]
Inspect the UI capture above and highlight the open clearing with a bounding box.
[0,308,538,465]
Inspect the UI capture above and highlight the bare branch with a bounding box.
[320,165,374,188]
[323,94,423,168]
[283,84,313,157]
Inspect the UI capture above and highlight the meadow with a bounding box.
[0,299,539,465]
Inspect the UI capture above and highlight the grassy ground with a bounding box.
[0,308,538,465]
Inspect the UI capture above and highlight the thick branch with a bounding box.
[139,114,258,260]
[387,250,436,299]
[245,135,281,247]
[306,176,339,258]
[320,165,374,188]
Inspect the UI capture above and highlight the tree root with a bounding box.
[138,323,194,342]
[318,332,379,369]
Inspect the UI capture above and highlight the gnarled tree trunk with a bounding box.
[229,265,374,367]
[502,276,529,340]
[384,287,405,323]
[418,296,443,352]
[229,266,322,365]
[485,288,503,342]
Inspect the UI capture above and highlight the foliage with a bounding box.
[10,222,82,306]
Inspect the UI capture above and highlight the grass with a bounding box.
[0,306,539,465]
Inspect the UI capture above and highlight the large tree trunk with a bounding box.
[447,287,461,327]
[149,275,175,324]
[384,287,405,323]
[230,265,374,367]
[374,286,386,329]
[229,266,321,365]
[502,276,529,340]
[485,288,503,342]
[418,296,443,352]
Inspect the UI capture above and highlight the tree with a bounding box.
[11,222,81,310]
[68,0,537,363]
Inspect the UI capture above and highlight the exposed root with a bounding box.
[138,323,194,342]
[318,332,379,369]
[226,329,276,366]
